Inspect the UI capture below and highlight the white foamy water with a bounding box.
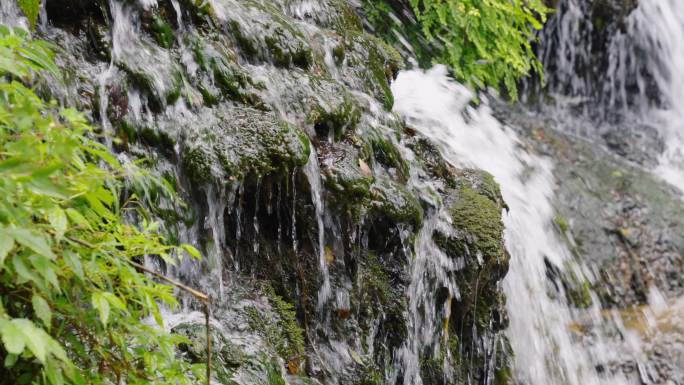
[627,0,684,194]
[392,66,635,385]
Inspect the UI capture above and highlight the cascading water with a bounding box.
[627,0,684,193]
[9,0,684,383]
[538,0,684,190]
[392,66,640,385]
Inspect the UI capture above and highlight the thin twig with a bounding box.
[126,259,210,304]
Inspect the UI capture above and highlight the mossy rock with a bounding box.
[190,35,265,107]
[368,177,423,226]
[308,78,361,140]
[342,31,404,110]
[407,136,459,189]
[283,0,363,33]
[223,1,313,69]
[244,285,306,363]
[435,169,507,274]
[449,185,505,259]
[181,105,310,185]
[115,40,183,111]
[320,142,373,200]
[368,134,408,176]
[174,322,249,383]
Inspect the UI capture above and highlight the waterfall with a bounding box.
[538,0,684,193]
[628,0,684,194]
[393,66,637,385]
[9,0,684,383]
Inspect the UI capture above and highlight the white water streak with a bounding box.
[393,66,630,385]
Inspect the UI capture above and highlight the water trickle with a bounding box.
[627,0,684,193]
[277,180,283,255]
[392,66,635,385]
[302,147,331,308]
[205,185,227,299]
[234,182,243,272]
[253,177,261,255]
[291,168,298,255]
[0,1,28,30]
[396,213,459,385]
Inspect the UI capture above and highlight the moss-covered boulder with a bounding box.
[181,105,310,185]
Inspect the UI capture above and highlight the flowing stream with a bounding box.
[4,0,684,384]
[391,0,684,383]
[393,66,637,385]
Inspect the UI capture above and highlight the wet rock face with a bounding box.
[600,123,664,167]
[37,0,512,384]
[497,105,684,309]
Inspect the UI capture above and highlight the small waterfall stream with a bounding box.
[393,66,638,385]
[4,0,684,383]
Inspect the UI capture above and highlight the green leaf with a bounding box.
[0,231,14,267]
[181,243,201,260]
[17,0,41,29]
[46,337,67,362]
[32,294,52,327]
[47,207,67,241]
[7,228,56,260]
[4,353,18,368]
[1,320,26,355]
[13,254,43,287]
[102,292,126,312]
[65,208,91,230]
[91,292,110,326]
[63,250,84,281]
[14,319,47,363]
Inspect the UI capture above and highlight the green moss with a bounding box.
[124,62,183,111]
[477,172,502,204]
[554,215,570,233]
[564,271,594,309]
[360,254,392,309]
[370,136,407,175]
[151,15,174,48]
[450,186,505,258]
[139,125,176,149]
[182,146,213,185]
[245,285,305,362]
[342,31,403,110]
[173,322,248,384]
[495,366,513,385]
[183,107,310,184]
[266,359,287,385]
[309,88,361,141]
[321,143,373,200]
[191,38,263,106]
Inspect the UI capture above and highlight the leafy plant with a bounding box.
[364,0,550,99]
[0,26,204,384]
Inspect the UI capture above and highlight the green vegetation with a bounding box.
[364,0,550,99]
[0,27,203,384]
[17,0,41,28]
[245,284,305,363]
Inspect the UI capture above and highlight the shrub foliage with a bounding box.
[0,26,203,384]
[365,0,550,99]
